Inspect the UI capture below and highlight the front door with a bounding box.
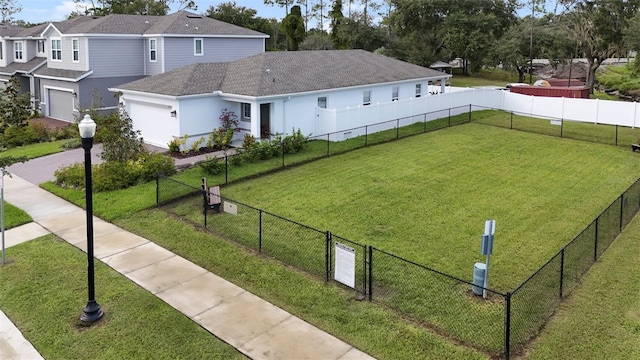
[260,103,270,138]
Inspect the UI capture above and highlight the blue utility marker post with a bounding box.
[481,220,496,299]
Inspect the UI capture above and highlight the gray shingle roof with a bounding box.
[61,11,266,37]
[114,50,451,97]
[0,57,46,75]
[115,63,227,96]
[33,66,91,80]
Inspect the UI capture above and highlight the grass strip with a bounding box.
[116,210,488,360]
[2,201,32,229]
[0,235,246,360]
[525,214,640,359]
[2,139,68,159]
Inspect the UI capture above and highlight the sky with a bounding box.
[16,0,286,24]
[15,0,548,28]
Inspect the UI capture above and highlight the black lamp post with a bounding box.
[78,114,104,325]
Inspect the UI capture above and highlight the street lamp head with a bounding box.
[78,114,96,139]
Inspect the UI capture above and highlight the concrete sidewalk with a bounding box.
[0,174,374,360]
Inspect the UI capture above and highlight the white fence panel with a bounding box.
[562,98,599,123]
[596,99,636,127]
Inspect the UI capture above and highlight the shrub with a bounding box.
[283,128,308,154]
[54,163,86,189]
[136,152,176,181]
[61,138,82,150]
[54,153,175,192]
[190,136,205,153]
[50,124,78,141]
[199,156,224,175]
[168,134,188,153]
[3,124,46,147]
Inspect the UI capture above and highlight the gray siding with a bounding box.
[164,37,263,72]
[146,37,163,75]
[79,75,145,109]
[46,37,88,71]
[88,38,145,77]
[25,40,37,62]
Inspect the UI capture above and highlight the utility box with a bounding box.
[472,262,487,296]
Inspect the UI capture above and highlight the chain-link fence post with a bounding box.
[594,217,599,261]
[258,209,263,252]
[368,246,373,301]
[504,291,511,360]
[325,231,331,282]
[559,248,565,298]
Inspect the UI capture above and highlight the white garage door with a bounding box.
[48,89,74,121]
[127,101,176,148]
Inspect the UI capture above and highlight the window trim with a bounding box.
[72,38,79,63]
[51,38,62,61]
[317,96,327,109]
[241,103,251,122]
[149,38,157,62]
[194,38,203,56]
[14,41,23,60]
[392,86,399,101]
[415,83,422,98]
[363,90,371,106]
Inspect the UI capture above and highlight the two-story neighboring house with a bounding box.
[0,11,268,122]
[0,22,48,97]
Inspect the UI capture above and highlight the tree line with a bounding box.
[4,0,640,93]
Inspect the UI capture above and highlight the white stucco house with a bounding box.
[110,50,452,149]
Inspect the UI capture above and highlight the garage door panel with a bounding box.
[128,101,176,148]
[48,89,74,121]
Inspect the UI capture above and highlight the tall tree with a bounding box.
[264,0,295,15]
[74,0,196,16]
[206,1,283,50]
[389,0,517,72]
[329,0,344,46]
[557,0,640,93]
[311,0,327,30]
[0,0,22,23]
[281,5,306,50]
[0,75,31,131]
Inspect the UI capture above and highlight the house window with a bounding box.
[392,86,399,101]
[0,44,3,60]
[149,38,157,62]
[37,40,45,54]
[194,38,203,56]
[51,39,62,60]
[14,41,23,60]
[72,38,79,62]
[415,84,422,98]
[363,90,371,106]
[241,103,251,122]
[317,97,327,109]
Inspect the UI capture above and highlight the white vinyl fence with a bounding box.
[317,87,639,140]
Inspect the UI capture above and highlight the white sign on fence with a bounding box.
[334,242,356,288]
[223,201,237,215]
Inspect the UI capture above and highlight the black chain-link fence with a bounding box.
[154,105,640,359]
[507,177,640,356]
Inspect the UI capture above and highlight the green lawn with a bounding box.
[3,201,31,229]
[217,123,640,291]
[525,212,640,359]
[0,236,245,360]
[2,139,68,159]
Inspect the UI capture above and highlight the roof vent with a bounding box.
[187,15,203,19]
[195,26,198,30]
[185,23,189,27]
[145,20,149,24]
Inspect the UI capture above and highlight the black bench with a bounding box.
[632,144,640,152]
[202,178,221,213]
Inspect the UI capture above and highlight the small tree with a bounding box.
[99,106,146,162]
[212,108,239,151]
[0,75,32,131]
